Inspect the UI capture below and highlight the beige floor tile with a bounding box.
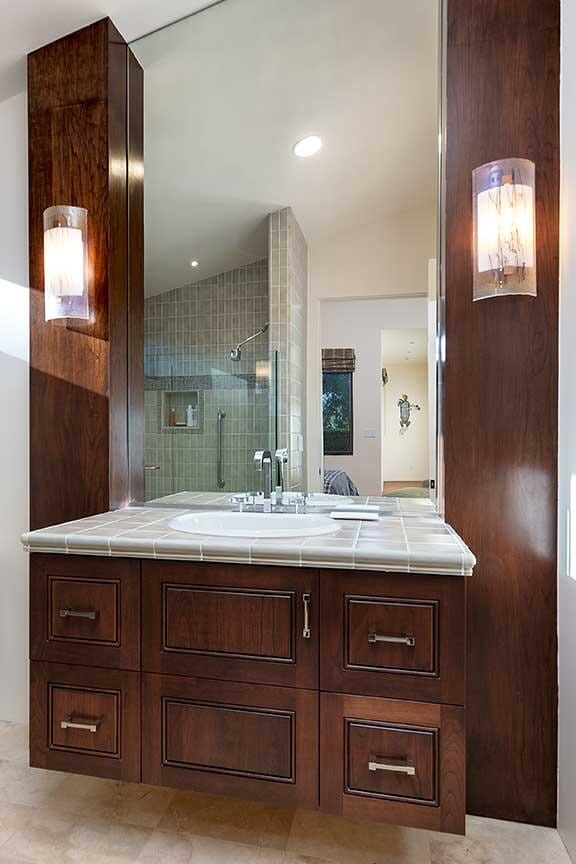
[0,727,28,767]
[63,817,154,863]
[189,835,275,863]
[0,803,77,864]
[138,828,195,863]
[429,815,571,864]
[260,852,334,864]
[47,774,176,829]
[286,809,429,864]
[0,761,67,808]
[0,853,35,864]
[158,791,295,850]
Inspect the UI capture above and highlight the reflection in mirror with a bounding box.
[132,0,440,506]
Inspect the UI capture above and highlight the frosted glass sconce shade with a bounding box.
[43,205,89,321]
[472,158,536,301]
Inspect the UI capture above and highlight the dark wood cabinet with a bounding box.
[320,570,465,704]
[30,555,140,670]
[142,561,318,688]
[142,673,318,808]
[320,692,465,834]
[30,661,141,782]
[28,553,466,834]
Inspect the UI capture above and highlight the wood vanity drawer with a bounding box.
[320,571,465,704]
[320,693,465,834]
[142,673,318,808]
[347,718,437,805]
[30,661,141,782]
[30,554,140,670]
[142,561,318,688]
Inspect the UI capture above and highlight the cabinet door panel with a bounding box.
[30,554,140,670]
[320,570,465,704]
[320,692,465,834]
[164,701,293,780]
[164,585,293,660]
[143,673,318,808]
[143,561,318,688]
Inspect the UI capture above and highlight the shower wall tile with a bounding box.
[269,207,308,490]
[144,260,272,499]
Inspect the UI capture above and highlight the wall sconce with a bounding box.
[43,205,89,321]
[472,158,536,301]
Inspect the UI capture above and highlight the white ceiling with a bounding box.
[0,0,219,101]
[381,328,428,365]
[133,0,439,295]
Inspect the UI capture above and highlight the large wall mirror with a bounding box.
[131,0,442,508]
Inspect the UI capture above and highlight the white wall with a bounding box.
[0,91,29,722]
[559,0,576,855]
[320,297,427,496]
[307,206,436,489]
[381,362,428,483]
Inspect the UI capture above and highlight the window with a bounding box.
[322,371,353,455]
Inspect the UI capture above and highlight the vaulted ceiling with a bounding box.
[133,0,439,294]
[0,0,218,100]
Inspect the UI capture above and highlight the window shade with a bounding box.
[322,348,356,373]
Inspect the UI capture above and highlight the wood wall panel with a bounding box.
[28,19,144,528]
[445,0,560,826]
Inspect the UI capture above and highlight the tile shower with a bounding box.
[143,208,308,501]
[143,259,274,500]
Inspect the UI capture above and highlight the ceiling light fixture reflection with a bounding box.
[190,260,199,268]
[293,135,323,158]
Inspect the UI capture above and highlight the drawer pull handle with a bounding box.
[59,609,98,621]
[303,593,311,639]
[60,716,101,734]
[368,633,415,647]
[369,758,415,776]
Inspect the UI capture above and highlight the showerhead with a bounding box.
[229,322,269,361]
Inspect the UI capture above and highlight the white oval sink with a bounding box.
[169,511,340,539]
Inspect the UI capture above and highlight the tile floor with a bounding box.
[0,722,570,864]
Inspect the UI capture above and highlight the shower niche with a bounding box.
[161,389,201,432]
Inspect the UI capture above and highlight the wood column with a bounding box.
[445,0,560,826]
[28,19,144,529]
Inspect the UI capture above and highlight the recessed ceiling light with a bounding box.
[293,135,323,158]
[190,260,199,268]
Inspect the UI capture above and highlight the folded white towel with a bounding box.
[329,511,380,521]
[333,504,380,512]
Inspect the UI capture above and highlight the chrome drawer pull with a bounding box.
[369,758,415,776]
[60,716,101,734]
[303,593,311,639]
[368,633,415,647]
[59,609,97,621]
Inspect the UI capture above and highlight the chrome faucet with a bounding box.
[254,450,273,512]
[275,448,289,493]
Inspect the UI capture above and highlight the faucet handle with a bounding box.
[254,450,272,470]
[254,450,266,471]
[275,448,289,464]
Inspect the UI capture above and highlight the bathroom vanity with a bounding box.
[23,503,474,835]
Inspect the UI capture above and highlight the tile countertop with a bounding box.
[21,493,476,577]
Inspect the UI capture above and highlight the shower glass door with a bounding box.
[143,267,278,502]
